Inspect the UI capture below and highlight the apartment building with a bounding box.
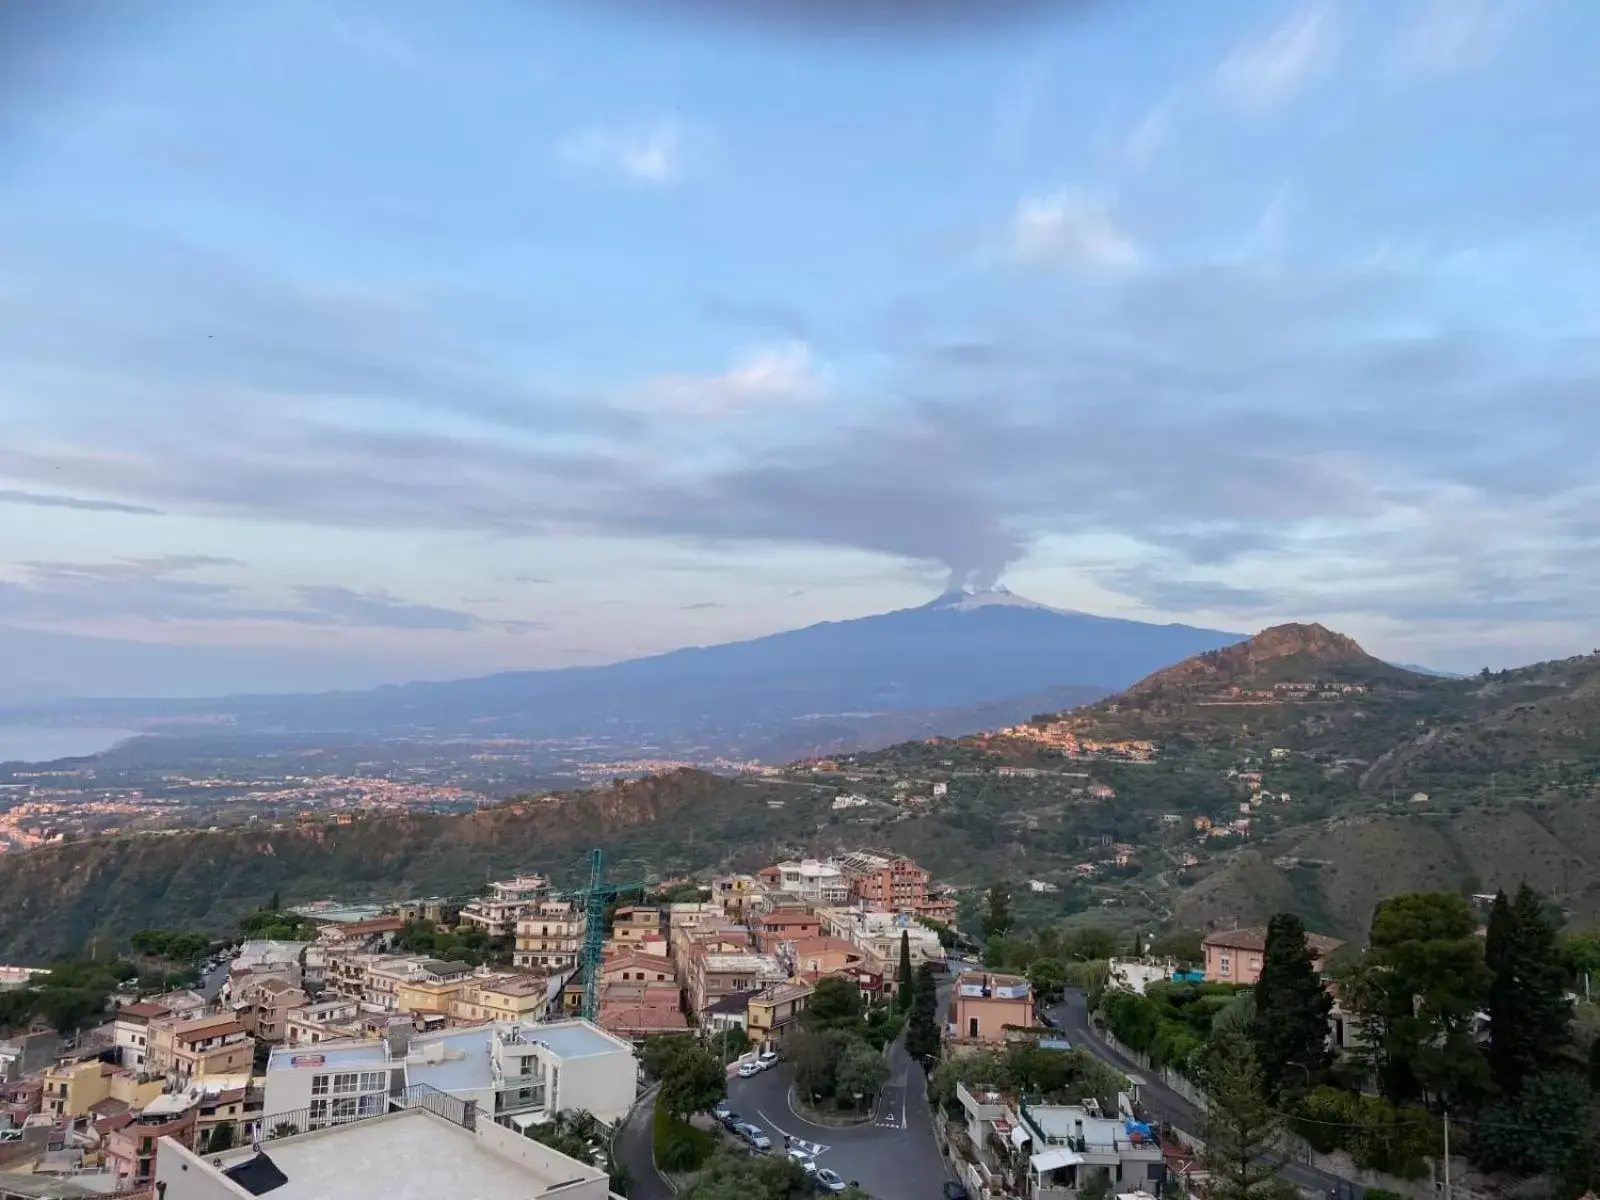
[513,899,584,971]
[149,1013,254,1082]
[948,972,1033,1045]
[780,935,866,978]
[597,982,689,1041]
[768,860,852,906]
[107,1091,199,1190]
[287,999,364,1047]
[393,960,477,1015]
[319,914,407,950]
[610,906,661,948]
[451,974,552,1025]
[42,1059,121,1118]
[746,982,814,1045]
[819,908,944,996]
[753,907,822,953]
[458,875,551,938]
[711,873,761,920]
[113,1000,172,1070]
[1202,927,1345,986]
[687,949,788,1016]
[601,953,677,987]
[837,851,929,911]
[233,975,309,1044]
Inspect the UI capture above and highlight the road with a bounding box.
[725,1033,952,1199]
[613,1083,675,1200]
[1050,990,1358,1199]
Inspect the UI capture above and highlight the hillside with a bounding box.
[5,624,1600,959]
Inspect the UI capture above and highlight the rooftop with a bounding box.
[173,1013,247,1038]
[701,953,784,974]
[113,1001,170,1021]
[415,958,473,978]
[269,1041,392,1072]
[190,1106,605,1200]
[522,1020,631,1060]
[1201,927,1345,954]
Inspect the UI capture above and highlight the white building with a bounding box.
[262,1019,637,1131]
[772,859,852,905]
[459,875,552,939]
[1106,959,1175,997]
[156,1104,618,1200]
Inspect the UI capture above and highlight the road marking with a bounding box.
[757,1109,830,1157]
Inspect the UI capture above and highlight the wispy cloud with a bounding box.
[1390,0,1525,77]
[1216,6,1335,112]
[560,118,685,186]
[0,489,163,516]
[1012,188,1140,270]
[632,341,826,417]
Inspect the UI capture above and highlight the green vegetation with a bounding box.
[395,919,511,967]
[981,880,1013,941]
[1485,884,1572,1099]
[239,906,321,942]
[523,1109,628,1196]
[1248,913,1332,1100]
[905,962,941,1063]
[0,957,140,1034]
[641,1037,725,1120]
[1196,1031,1291,1200]
[652,1103,715,1173]
[129,929,214,962]
[896,931,913,1012]
[688,1147,868,1200]
[929,1043,1128,1116]
[1103,980,1244,1070]
[1293,1087,1439,1178]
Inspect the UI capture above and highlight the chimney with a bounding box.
[384,1024,411,1061]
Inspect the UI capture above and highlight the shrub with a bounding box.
[1295,1087,1440,1178]
[652,1105,714,1173]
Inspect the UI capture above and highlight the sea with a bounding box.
[0,726,139,765]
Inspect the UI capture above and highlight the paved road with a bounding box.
[614,1083,675,1200]
[1050,990,1357,1199]
[725,1035,952,1200]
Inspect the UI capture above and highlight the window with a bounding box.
[1219,954,1231,977]
[311,1075,330,1096]
[331,1096,358,1121]
[359,1071,386,1092]
[310,1099,329,1121]
[332,1072,360,1094]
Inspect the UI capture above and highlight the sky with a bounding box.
[1,0,1598,698]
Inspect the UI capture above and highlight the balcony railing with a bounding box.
[256,1083,476,1145]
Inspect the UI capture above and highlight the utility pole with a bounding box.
[1442,1109,1452,1200]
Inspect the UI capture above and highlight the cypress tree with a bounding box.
[1248,912,1333,1099]
[1488,884,1572,1096]
[897,930,914,1012]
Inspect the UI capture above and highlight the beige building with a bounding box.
[394,960,475,1015]
[450,974,551,1025]
[947,972,1032,1045]
[149,1013,254,1081]
[458,875,552,939]
[610,906,661,948]
[688,949,787,1016]
[514,900,584,971]
[233,975,309,1044]
[1202,927,1344,986]
[287,998,365,1046]
[746,982,814,1044]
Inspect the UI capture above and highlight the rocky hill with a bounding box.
[3,624,1599,958]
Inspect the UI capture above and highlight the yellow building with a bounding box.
[449,974,550,1024]
[42,1060,164,1119]
[746,982,814,1044]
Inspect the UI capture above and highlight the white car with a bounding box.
[787,1148,817,1173]
[737,1060,763,1078]
[814,1168,848,1193]
[759,1045,779,1065]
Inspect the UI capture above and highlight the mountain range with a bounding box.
[2,619,1597,960]
[8,588,1240,759]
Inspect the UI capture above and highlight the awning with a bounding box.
[1030,1147,1086,1173]
[1010,1125,1031,1149]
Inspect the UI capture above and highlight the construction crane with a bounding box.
[554,849,651,1022]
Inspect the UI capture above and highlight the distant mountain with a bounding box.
[21,588,1241,758]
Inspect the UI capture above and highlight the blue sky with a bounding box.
[1,0,1597,696]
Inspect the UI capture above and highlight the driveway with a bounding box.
[1050,990,1359,1199]
[725,1034,952,1199]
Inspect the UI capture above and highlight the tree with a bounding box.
[1351,892,1492,1108]
[897,931,914,1013]
[1249,913,1333,1099]
[1486,885,1572,1098]
[1470,1072,1597,1186]
[1589,1034,1600,1092]
[835,1040,889,1107]
[689,1147,813,1200]
[1027,957,1068,1006]
[205,1123,238,1153]
[1149,928,1205,965]
[804,975,864,1032]
[905,962,942,1064]
[790,1027,855,1103]
[656,1042,725,1120]
[1197,1031,1285,1200]
[981,881,1013,941]
[1063,927,1117,962]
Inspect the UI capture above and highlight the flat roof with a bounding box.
[404,1030,492,1094]
[269,1041,391,1071]
[208,1108,582,1200]
[524,1021,628,1060]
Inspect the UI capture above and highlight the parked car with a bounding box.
[738,1124,772,1151]
[787,1148,817,1174]
[737,1059,763,1078]
[718,1110,741,1130]
[942,1182,969,1200]
[758,1045,779,1065]
[814,1168,848,1193]
[713,1101,732,1120]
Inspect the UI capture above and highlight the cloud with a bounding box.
[1389,0,1524,77]
[632,341,826,417]
[681,601,721,610]
[1216,6,1334,111]
[1012,189,1140,269]
[560,119,685,185]
[1118,100,1171,173]
[290,586,486,631]
[0,489,163,515]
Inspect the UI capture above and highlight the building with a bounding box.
[459,875,551,939]
[149,1013,254,1082]
[318,914,407,950]
[948,972,1033,1045]
[263,1019,637,1131]
[107,1090,199,1190]
[687,950,788,1016]
[233,976,309,1044]
[228,940,309,992]
[837,851,930,914]
[1201,928,1345,986]
[450,974,553,1025]
[610,906,661,948]
[286,999,364,1047]
[780,935,866,978]
[711,874,761,921]
[753,907,822,953]
[596,983,690,1041]
[746,982,814,1045]
[0,1029,58,1082]
[601,953,677,988]
[393,960,475,1015]
[155,1101,620,1200]
[41,1059,119,1119]
[514,900,585,972]
[113,1000,172,1070]
[768,860,852,906]
[1107,960,1179,997]
[819,907,945,996]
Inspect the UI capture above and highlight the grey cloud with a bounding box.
[290,586,483,632]
[0,489,164,515]
[681,601,721,610]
